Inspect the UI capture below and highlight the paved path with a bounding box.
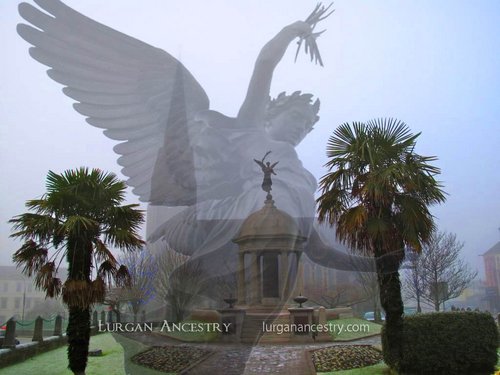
[122,332,381,375]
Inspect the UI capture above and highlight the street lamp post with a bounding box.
[20,276,26,322]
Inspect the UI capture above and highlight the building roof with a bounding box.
[482,241,500,256]
[234,198,303,239]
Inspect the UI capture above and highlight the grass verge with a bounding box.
[0,333,124,375]
[328,318,382,341]
[111,334,171,375]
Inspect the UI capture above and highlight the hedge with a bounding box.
[382,312,498,374]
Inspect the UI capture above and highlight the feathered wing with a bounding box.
[17,0,211,205]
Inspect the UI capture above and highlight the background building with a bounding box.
[0,266,65,324]
[482,241,500,312]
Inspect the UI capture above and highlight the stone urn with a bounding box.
[293,295,308,308]
[223,295,238,308]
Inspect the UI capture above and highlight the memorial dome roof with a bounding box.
[235,198,302,239]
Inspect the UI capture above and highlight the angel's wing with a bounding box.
[253,159,265,168]
[17,0,210,205]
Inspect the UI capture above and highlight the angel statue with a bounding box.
[17,1,373,304]
[254,151,278,195]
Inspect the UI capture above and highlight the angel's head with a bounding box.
[265,91,320,146]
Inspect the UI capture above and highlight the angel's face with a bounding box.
[267,105,315,146]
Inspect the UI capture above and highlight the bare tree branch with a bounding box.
[154,248,208,322]
[403,231,477,311]
[118,248,157,322]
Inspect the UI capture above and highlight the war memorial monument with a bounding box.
[15,1,381,372]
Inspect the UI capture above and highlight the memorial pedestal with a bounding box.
[288,307,314,342]
[217,309,246,343]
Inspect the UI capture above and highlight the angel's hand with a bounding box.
[288,21,313,38]
[294,2,334,67]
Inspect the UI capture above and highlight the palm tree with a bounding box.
[316,119,445,368]
[10,168,144,375]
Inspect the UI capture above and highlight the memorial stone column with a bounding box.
[237,252,246,304]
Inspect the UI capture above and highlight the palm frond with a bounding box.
[93,239,117,265]
[25,198,54,215]
[62,215,99,234]
[33,262,62,298]
[317,118,446,258]
[316,186,349,224]
[97,259,117,286]
[46,277,62,298]
[104,228,145,252]
[105,205,145,231]
[9,213,61,243]
[116,265,131,288]
[91,276,106,303]
[367,118,416,147]
[12,240,48,277]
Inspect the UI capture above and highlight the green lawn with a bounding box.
[328,317,382,341]
[111,334,171,375]
[497,349,500,372]
[0,334,124,375]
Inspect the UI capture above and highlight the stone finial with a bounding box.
[2,318,17,349]
[32,316,44,342]
[54,315,63,337]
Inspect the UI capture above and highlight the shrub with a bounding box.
[382,312,498,374]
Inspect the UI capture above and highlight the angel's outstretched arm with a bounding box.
[237,3,332,127]
[305,230,376,272]
[237,21,312,126]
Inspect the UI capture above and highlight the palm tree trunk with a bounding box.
[66,238,92,375]
[67,306,90,375]
[377,253,404,368]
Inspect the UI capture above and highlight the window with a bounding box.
[16,282,22,292]
[14,298,21,309]
[25,297,31,309]
[0,297,7,309]
[2,283,8,292]
[27,284,33,293]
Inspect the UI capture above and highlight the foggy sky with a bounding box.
[0,0,499,276]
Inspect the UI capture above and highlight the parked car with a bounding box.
[364,307,418,321]
[364,311,385,321]
[404,307,418,316]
